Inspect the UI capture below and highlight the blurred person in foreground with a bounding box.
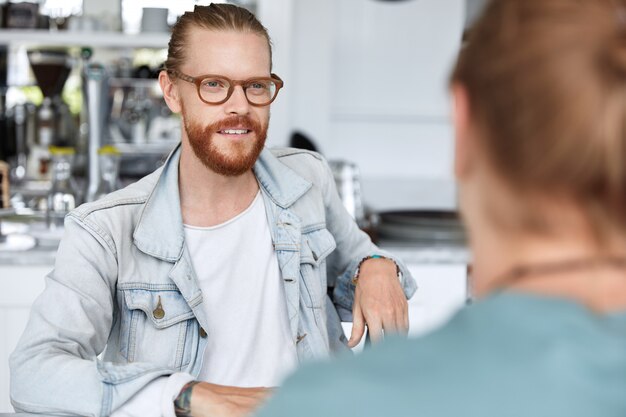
[255,0,626,416]
[9,4,416,417]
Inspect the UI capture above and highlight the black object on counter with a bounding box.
[375,210,466,245]
[289,131,319,153]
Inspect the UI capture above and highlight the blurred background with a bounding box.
[0,0,490,412]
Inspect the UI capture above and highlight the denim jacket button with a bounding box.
[200,327,208,338]
[152,296,165,319]
[152,306,165,320]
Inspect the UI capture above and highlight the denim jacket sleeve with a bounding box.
[10,214,174,417]
[318,155,417,320]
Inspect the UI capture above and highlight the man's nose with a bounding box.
[224,85,251,115]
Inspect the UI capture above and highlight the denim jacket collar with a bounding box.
[253,148,312,209]
[133,144,312,263]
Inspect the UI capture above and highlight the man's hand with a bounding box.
[348,258,409,347]
[187,382,273,417]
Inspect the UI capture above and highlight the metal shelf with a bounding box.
[0,29,169,49]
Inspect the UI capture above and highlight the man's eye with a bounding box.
[202,79,225,89]
[249,82,267,90]
[246,82,272,96]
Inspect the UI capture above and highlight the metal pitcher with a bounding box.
[328,160,366,226]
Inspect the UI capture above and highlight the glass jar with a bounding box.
[94,145,121,200]
[46,146,78,230]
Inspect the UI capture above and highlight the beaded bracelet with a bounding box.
[174,380,200,417]
[351,254,402,285]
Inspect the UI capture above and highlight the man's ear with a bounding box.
[451,83,475,180]
[159,70,182,114]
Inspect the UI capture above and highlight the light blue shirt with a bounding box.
[257,292,626,417]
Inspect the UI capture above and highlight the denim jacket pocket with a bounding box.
[300,227,336,308]
[119,285,197,370]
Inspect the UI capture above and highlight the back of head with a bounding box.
[165,3,272,72]
[451,0,626,241]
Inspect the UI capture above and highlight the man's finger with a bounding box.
[377,299,409,337]
[380,314,402,336]
[367,319,384,344]
[396,301,409,336]
[394,311,409,336]
[382,298,409,336]
[348,303,365,348]
[401,310,410,336]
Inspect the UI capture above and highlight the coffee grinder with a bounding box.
[26,49,75,179]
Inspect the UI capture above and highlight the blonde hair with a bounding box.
[451,0,626,238]
[165,3,272,73]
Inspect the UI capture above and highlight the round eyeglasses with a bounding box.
[167,69,284,107]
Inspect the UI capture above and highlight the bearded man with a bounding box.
[10,4,416,417]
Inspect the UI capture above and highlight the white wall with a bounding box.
[257,0,295,149]
[273,0,465,209]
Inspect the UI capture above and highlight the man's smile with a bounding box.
[219,129,252,135]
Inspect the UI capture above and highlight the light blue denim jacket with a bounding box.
[10,145,416,417]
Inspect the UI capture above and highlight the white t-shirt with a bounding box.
[113,191,298,417]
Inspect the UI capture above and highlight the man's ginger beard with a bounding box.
[182,105,268,176]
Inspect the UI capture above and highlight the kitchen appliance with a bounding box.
[108,77,155,145]
[81,63,176,192]
[106,76,178,178]
[83,62,108,202]
[27,49,77,150]
[28,50,72,100]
